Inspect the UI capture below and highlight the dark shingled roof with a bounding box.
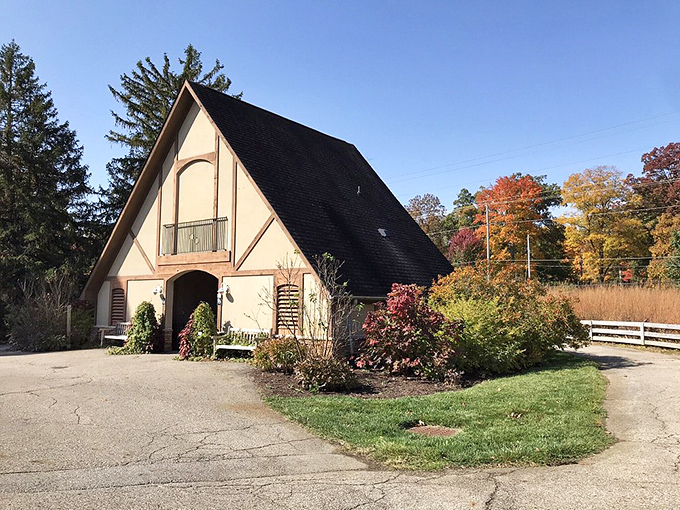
[190,82,452,297]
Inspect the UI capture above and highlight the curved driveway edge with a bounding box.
[0,345,678,509]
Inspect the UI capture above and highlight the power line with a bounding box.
[450,255,676,268]
[387,112,679,183]
[425,203,680,238]
[407,174,680,222]
[396,145,658,198]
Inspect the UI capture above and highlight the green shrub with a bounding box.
[177,302,217,360]
[438,297,524,374]
[430,266,589,374]
[294,356,358,392]
[253,337,305,373]
[192,302,217,358]
[70,301,95,348]
[109,301,158,355]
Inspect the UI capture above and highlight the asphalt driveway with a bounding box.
[1,345,679,509]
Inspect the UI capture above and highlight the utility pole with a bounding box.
[485,205,490,280]
[485,205,490,262]
[526,234,531,280]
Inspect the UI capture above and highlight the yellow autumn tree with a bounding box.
[648,212,680,280]
[559,166,648,282]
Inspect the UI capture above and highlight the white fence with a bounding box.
[582,320,680,350]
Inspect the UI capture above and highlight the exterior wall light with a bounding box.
[152,285,166,305]
[217,283,230,306]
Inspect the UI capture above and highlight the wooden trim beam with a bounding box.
[157,250,231,267]
[175,151,216,172]
[129,231,156,274]
[172,140,179,227]
[231,158,237,264]
[213,133,219,219]
[156,166,162,258]
[235,214,275,271]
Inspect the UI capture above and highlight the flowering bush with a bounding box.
[430,266,588,374]
[358,284,461,382]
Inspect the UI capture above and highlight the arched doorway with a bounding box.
[171,271,218,350]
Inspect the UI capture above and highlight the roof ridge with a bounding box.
[188,81,353,146]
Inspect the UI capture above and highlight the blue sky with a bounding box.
[3,0,680,209]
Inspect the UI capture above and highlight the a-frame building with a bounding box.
[82,82,452,350]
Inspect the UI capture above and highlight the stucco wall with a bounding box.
[239,219,301,271]
[160,149,174,231]
[108,235,152,277]
[131,183,158,262]
[177,160,214,223]
[96,281,111,326]
[234,163,271,262]
[177,103,214,160]
[126,279,165,321]
[217,139,233,222]
[221,275,273,331]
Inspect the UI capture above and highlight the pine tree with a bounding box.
[98,45,240,229]
[0,41,93,336]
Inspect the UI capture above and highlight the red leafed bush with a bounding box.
[358,284,461,382]
[178,316,194,360]
[448,228,484,265]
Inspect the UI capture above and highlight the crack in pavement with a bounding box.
[0,465,372,495]
[0,377,93,398]
[71,405,81,425]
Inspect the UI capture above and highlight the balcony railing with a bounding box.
[162,217,228,255]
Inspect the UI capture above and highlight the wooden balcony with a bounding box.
[162,217,228,256]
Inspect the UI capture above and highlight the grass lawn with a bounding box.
[266,354,613,470]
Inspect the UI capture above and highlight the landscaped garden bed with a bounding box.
[248,264,612,470]
[255,366,469,399]
[266,353,613,470]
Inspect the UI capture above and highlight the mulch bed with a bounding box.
[254,368,473,399]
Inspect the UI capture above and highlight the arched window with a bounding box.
[110,288,126,325]
[276,283,299,334]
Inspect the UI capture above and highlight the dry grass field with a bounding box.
[554,285,680,324]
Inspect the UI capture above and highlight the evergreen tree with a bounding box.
[98,45,240,229]
[97,155,145,226]
[0,41,92,336]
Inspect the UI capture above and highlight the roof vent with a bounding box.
[357,185,361,195]
[378,228,388,237]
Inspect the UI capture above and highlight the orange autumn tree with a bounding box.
[475,174,560,270]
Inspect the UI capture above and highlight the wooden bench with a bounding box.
[213,328,271,356]
[98,322,132,347]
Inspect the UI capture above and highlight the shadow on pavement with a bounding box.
[572,350,650,370]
